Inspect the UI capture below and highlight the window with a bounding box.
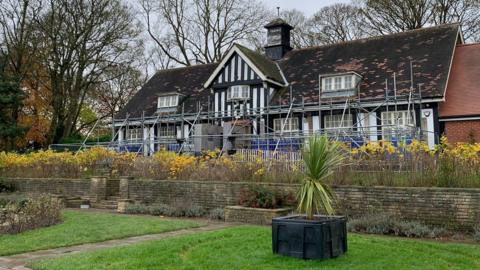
[158,95,179,108]
[381,111,415,140]
[334,77,342,89]
[322,75,355,92]
[227,85,250,100]
[158,125,176,138]
[274,118,299,132]
[127,128,142,141]
[345,76,352,89]
[324,78,332,91]
[324,114,353,130]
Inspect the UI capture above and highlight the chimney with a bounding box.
[264,18,294,61]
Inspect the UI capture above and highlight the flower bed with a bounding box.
[0,195,63,234]
[0,138,479,187]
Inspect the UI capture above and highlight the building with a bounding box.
[439,43,480,143]
[115,19,465,155]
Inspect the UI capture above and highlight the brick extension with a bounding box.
[443,120,480,143]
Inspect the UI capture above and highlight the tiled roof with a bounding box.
[115,64,217,119]
[277,23,460,104]
[118,24,460,117]
[264,18,293,29]
[235,44,285,85]
[439,43,480,118]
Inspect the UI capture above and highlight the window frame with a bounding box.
[227,85,250,101]
[273,117,299,133]
[324,114,353,130]
[157,95,179,108]
[127,128,142,141]
[321,74,356,92]
[158,125,176,138]
[381,111,415,140]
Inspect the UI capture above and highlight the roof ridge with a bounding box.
[153,62,218,75]
[282,23,460,56]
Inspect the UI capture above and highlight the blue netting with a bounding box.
[118,144,141,153]
[250,139,301,152]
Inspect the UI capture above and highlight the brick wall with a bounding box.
[121,180,480,229]
[444,120,480,143]
[224,206,292,225]
[119,180,298,209]
[2,178,479,229]
[5,178,91,198]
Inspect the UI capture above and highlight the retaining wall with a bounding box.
[2,178,479,229]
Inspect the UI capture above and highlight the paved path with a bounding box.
[0,222,233,270]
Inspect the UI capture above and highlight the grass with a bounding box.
[30,226,480,270]
[0,210,199,256]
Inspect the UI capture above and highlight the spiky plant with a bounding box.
[297,135,344,219]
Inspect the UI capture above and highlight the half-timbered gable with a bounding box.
[204,44,287,119]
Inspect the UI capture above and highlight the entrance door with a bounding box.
[421,109,435,149]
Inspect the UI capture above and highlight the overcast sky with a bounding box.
[260,0,351,16]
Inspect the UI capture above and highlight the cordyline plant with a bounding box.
[297,135,344,219]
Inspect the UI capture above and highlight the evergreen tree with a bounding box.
[0,58,26,151]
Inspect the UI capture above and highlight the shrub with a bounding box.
[125,204,150,215]
[148,204,172,216]
[239,185,295,209]
[125,203,205,218]
[208,208,224,220]
[184,205,206,217]
[393,221,431,238]
[0,195,63,234]
[0,179,15,193]
[347,213,448,239]
[0,194,27,208]
[347,213,395,235]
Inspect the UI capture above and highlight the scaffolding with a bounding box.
[50,67,436,156]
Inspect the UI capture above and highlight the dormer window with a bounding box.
[322,74,356,92]
[320,72,361,98]
[227,85,249,101]
[158,95,179,108]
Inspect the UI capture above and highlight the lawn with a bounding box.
[0,210,199,256]
[30,226,480,270]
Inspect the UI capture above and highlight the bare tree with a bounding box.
[431,0,480,41]
[0,0,42,79]
[35,0,142,143]
[359,0,480,41]
[360,0,433,35]
[309,3,366,45]
[139,0,270,66]
[90,65,144,127]
[279,9,312,49]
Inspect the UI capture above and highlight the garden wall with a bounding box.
[2,178,479,229]
[121,180,480,229]
[4,178,91,198]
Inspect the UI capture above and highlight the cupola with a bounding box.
[264,18,294,60]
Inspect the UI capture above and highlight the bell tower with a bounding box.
[264,18,293,60]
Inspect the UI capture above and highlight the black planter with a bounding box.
[272,215,347,260]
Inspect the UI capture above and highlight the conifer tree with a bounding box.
[0,58,26,151]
